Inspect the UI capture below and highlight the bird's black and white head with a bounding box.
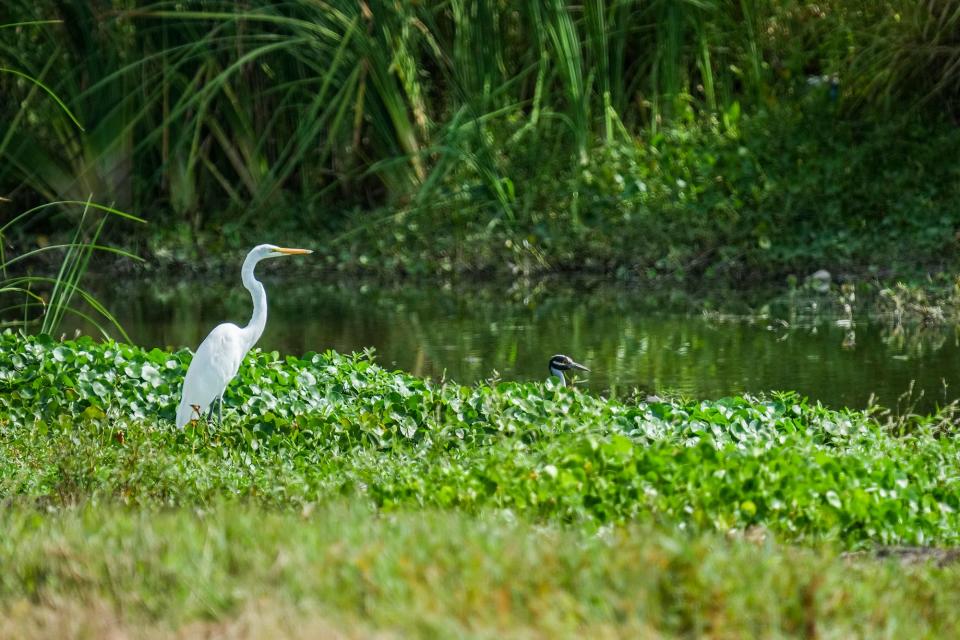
[548,354,589,386]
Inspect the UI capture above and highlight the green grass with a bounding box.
[4,331,960,635]
[0,200,144,338]
[2,502,960,638]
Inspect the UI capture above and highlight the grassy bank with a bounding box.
[3,503,960,638]
[11,107,960,285]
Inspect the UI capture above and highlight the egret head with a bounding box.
[242,244,313,278]
[548,354,589,386]
[250,244,313,259]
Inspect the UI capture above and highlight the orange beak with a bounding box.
[275,247,313,255]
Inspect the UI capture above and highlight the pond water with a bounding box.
[68,272,960,413]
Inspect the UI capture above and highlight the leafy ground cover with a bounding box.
[4,331,960,547]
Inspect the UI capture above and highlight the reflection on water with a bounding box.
[65,274,960,412]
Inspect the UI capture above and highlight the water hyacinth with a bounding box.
[2,331,874,449]
[3,330,960,546]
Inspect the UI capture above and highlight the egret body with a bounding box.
[175,244,312,428]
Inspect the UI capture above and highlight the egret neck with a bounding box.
[240,250,269,351]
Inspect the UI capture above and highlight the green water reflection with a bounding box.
[69,276,960,412]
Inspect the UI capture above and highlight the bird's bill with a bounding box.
[569,360,590,372]
[274,247,313,255]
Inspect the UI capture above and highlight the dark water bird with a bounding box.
[548,354,589,386]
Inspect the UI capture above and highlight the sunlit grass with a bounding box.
[1,502,959,638]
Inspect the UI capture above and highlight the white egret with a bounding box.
[548,354,589,386]
[175,244,312,428]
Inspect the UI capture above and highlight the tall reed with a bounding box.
[0,200,145,339]
[0,1,950,233]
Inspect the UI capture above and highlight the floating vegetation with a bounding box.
[3,331,960,547]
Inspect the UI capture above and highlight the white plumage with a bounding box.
[175,244,312,428]
[176,324,246,427]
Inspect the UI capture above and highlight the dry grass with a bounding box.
[0,597,392,640]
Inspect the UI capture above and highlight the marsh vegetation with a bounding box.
[5,2,960,637]
[4,1,960,280]
[4,332,960,635]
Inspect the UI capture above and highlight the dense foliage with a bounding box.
[3,2,960,280]
[4,331,960,547]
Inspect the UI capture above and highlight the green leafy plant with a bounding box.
[0,199,145,338]
[4,331,960,547]
[1,19,146,338]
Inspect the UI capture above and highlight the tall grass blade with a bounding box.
[0,199,143,340]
